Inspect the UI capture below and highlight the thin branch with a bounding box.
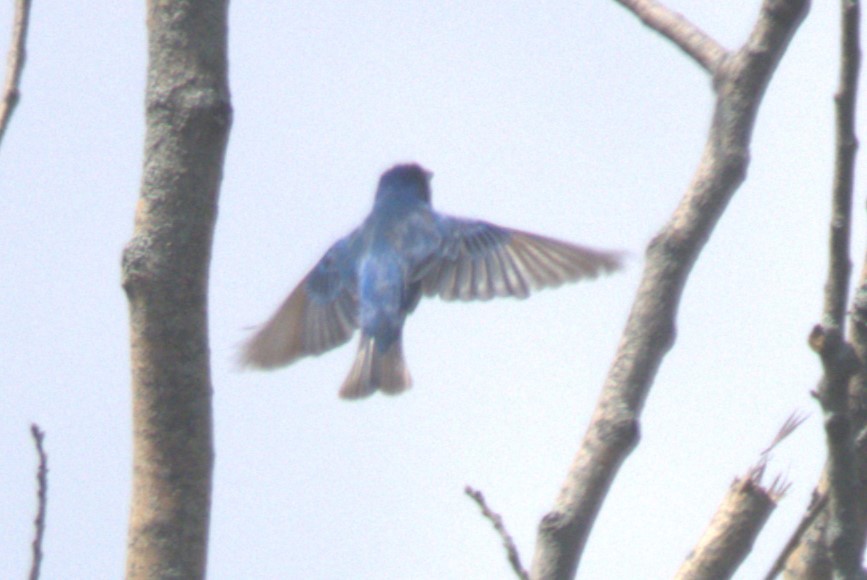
[0,0,32,147]
[824,0,860,329]
[613,0,727,72]
[29,424,47,580]
[465,486,528,580]
[768,425,867,577]
[765,491,829,579]
[529,2,809,579]
[770,427,867,578]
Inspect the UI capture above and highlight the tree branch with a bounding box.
[824,0,860,329]
[0,0,32,148]
[675,473,782,580]
[765,490,828,579]
[771,430,867,577]
[465,486,528,580]
[783,3,867,577]
[529,2,809,578]
[613,0,727,72]
[122,2,232,578]
[677,414,799,579]
[28,424,47,580]
[810,326,863,577]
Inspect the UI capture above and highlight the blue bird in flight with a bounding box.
[241,163,622,399]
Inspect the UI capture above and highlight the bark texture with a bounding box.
[122,2,231,578]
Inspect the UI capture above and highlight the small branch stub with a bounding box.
[678,413,800,579]
[675,476,778,580]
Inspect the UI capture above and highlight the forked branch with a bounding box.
[529,2,809,578]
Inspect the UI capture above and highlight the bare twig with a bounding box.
[529,2,809,578]
[29,424,47,580]
[465,486,528,580]
[0,0,32,147]
[612,0,726,72]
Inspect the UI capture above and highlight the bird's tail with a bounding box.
[339,334,412,399]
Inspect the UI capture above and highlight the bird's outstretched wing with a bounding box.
[419,217,622,301]
[240,232,361,368]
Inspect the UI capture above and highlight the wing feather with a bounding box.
[419,217,621,302]
[240,233,361,368]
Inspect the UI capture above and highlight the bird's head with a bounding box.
[375,163,433,205]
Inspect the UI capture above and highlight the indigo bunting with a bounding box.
[241,163,622,399]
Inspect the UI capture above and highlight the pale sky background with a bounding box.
[0,2,853,578]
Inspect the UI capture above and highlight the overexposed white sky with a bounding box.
[0,2,851,578]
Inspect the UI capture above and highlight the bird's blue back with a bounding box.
[355,165,441,349]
